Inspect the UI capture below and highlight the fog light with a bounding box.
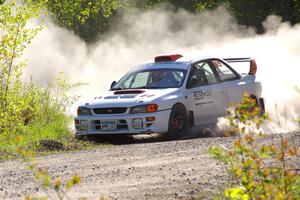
[146,123,153,128]
[132,118,143,129]
[79,120,88,131]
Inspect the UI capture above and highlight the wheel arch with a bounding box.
[166,102,189,139]
[171,102,188,114]
[250,94,259,104]
[249,93,265,114]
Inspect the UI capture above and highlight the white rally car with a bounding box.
[75,54,264,139]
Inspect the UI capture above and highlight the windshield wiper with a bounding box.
[113,86,162,90]
[131,86,148,89]
[111,87,123,91]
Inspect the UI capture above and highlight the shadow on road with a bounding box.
[84,127,220,145]
[87,134,166,145]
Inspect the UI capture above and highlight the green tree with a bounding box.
[228,0,300,32]
[0,1,82,157]
[0,0,43,134]
[126,0,227,12]
[37,0,300,41]
[43,0,119,42]
[42,0,230,41]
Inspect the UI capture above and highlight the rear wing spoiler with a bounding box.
[223,57,257,75]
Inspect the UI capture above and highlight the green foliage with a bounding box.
[127,0,200,12]
[229,0,300,32]
[0,1,84,158]
[210,93,300,200]
[0,73,82,157]
[41,0,300,41]
[195,0,228,12]
[0,0,43,135]
[42,0,119,42]
[225,187,249,200]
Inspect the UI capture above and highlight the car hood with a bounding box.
[84,88,178,108]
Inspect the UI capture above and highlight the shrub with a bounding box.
[209,93,299,200]
[0,1,82,157]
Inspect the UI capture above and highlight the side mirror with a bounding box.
[189,76,198,88]
[110,81,117,89]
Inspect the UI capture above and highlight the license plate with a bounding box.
[100,121,117,131]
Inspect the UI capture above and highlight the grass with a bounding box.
[0,115,108,160]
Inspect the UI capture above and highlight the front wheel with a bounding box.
[166,104,188,140]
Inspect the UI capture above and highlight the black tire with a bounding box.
[259,98,265,116]
[201,124,222,137]
[166,104,188,140]
[250,95,265,116]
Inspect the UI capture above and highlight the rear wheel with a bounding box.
[166,104,188,140]
[201,124,222,137]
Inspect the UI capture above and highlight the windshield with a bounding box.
[112,68,187,90]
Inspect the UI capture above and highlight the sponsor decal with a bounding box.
[140,94,155,98]
[193,90,212,101]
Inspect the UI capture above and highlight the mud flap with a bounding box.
[188,111,194,127]
[259,98,265,115]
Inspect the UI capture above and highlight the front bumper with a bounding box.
[74,109,171,135]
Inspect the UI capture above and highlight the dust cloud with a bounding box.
[24,6,300,133]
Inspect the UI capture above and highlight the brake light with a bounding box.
[249,59,257,75]
[154,54,183,62]
[146,104,158,112]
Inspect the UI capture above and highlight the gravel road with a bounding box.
[0,133,299,200]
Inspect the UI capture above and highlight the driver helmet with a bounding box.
[151,70,167,82]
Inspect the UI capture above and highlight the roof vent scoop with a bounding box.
[154,54,183,62]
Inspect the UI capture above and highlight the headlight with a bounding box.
[130,104,158,114]
[77,107,92,115]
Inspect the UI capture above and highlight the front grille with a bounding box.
[93,107,127,114]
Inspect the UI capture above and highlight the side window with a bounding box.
[172,71,185,83]
[211,60,238,81]
[188,61,218,88]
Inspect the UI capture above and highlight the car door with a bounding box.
[186,60,227,126]
[209,59,244,105]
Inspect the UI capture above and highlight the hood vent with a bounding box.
[120,95,136,99]
[114,90,145,95]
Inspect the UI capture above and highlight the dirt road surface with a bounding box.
[0,133,299,200]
